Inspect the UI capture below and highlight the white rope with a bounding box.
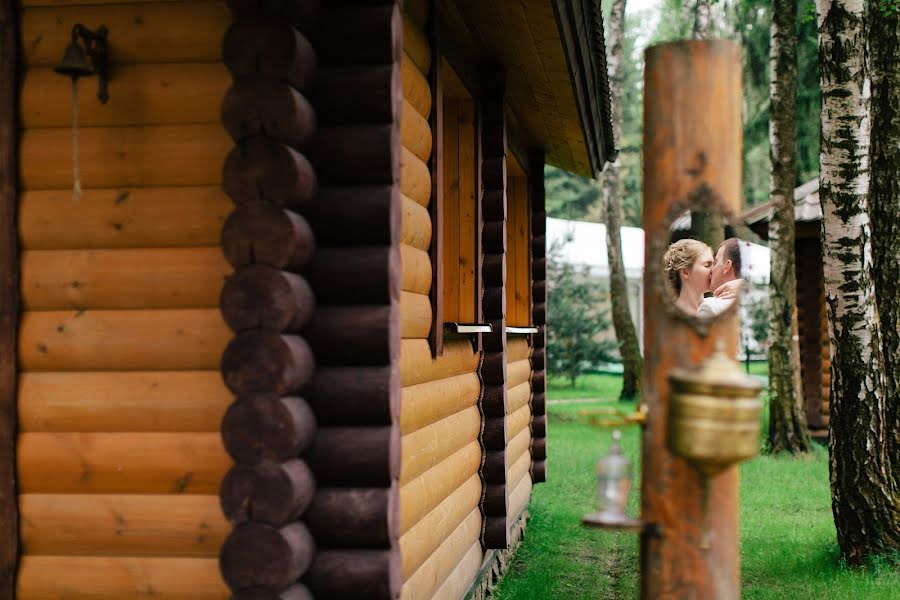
[72,78,81,201]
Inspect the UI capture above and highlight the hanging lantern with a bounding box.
[582,430,642,530]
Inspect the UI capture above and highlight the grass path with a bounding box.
[493,374,900,599]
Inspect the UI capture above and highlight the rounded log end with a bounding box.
[223,137,317,210]
[220,459,316,526]
[222,331,315,395]
[220,522,315,591]
[221,265,315,333]
[222,205,315,271]
[305,549,401,599]
[222,395,317,464]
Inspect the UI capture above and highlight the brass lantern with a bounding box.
[667,344,763,476]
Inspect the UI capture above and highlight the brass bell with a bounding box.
[54,39,93,79]
[667,343,763,476]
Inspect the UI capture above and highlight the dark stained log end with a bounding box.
[531,391,547,416]
[306,426,399,487]
[223,79,316,149]
[483,483,508,517]
[223,137,317,210]
[531,438,547,461]
[305,549,401,599]
[222,395,317,464]
[530,460,547,483]
[222,205,315,272]
[220,522,315,591]
[220,459,316,526]
[481,353,506,385]
[482,416,507,450]
[306,186,401,247]
[314,5,401,66]
[309,247,400,306]
[224,17,316,90]
[305,305,399,366]
[482,517,510,550]
[222,332,315,396]
[311,64,400,124]
[308,125,399,185]
[221,265,315,334]
[481,385,507,418]
[482,189,506,222]
[483,286,504,318]
[227,0,320,34]
[531,415,547,438]
[533,302,546,326]
[530,349,546,371]
[482,254,506,287]
[306,366,399,426]
[481,221,506,255]
[233,583,314,600]
[305,486,398,548]
[482,450,507,484]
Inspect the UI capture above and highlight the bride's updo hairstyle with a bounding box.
[663,239,711,296]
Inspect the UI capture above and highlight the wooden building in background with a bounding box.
[744,179,829,440]
[0,0,614,597]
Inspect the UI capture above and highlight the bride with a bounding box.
[663,239,714,315]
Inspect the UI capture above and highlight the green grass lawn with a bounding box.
[494,373,900,599]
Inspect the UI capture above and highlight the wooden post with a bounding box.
[0,0,18,595]
[641,41,742,600]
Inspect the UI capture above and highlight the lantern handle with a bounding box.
[578,404,648,428]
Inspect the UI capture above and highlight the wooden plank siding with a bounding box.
[15,1,231,597]
[505,174,531,326]
[398,5,483,599]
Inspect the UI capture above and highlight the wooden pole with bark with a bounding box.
[602,0,642,400]
[816,0,900,564]
[642,40,742,600]
[767,0,812,454]
[868,0,900,485]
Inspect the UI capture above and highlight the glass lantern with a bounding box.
[583,429,642,530]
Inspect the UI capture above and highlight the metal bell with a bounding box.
[54,39,93,79]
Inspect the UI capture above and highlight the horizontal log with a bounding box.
[308,246,400,305]
[482,189,505,222]
[402,53,431,119]
[402,146,431,206]
[21,125,230,190]
[401,11,430,75]
[531,460,546,483]
[18,432,229,494]
[306,549,401,600]
[306,185,400,247]
[508,474,533,528]
[222,396,316,464]
[399,338,478,387]
[399,509,480,600]
[482,416,507,450]
[507,337,531,362]
[531,415,547,438]
[22,2,229,67]
[21,248,230,311]
[532,258,547,280]
[22,63,228,128]
[482,254,506,287]
[398,474,480,578]
[306,426,399,486]
[18,371,230,432]
[483,449,506,484]
[402,193,432,251]
[427,538,482,600]
[221,332,314,395]
[220,459,315,526]
[531,437,547,461]
[400,406,480,484]
[223,17,315,90]
[532,390,547,416]
[220,266,314,333]
[508,381,531,414]
[222,79,316,147]
[533,302,547,326]
[305,304,398,366]
[532,280,547,300]
[223,137,317,210]
[220,522,315,591]
[401,291,432,339]
[222,205,315,271]
[483,482,508,517]
[16,556,227,599]
[20,493,228,557]
[400,244,431,295]
[401,99,432,163]
[311,64,400,124]
[483,285,505,317]
[19,309,229,372]
[483,516,509,549]
[18,187,231,251]
[506,403,531,440]
[307,366,398,426]
[309,125,398,185]
[509,360,533,389]
[532,329,546,349]
[305,486,398,547]
[482,221,505,254]
[400,372,479,435]
[481,156,506,190]
[531,372,547,395]
[233,585,313,600]
[508,445,532,489]
[399,441,481,535]
[315,5,400,66]
[482,385,507,418]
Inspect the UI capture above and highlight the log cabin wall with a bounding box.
[216,1,318,597]
[796,236,825,431]
[529,150,548,483]
[16,1,235,597]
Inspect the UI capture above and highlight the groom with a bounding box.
[698,237,743,319]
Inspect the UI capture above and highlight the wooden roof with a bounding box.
[743,178,821,240]
[440,0,615,177]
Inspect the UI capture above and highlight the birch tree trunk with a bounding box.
[767,0,812,454]
[817,0,900,564]
[602,0,642,400]
[868,0,900,484]
[693,0,712,39]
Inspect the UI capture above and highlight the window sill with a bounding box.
[444,322,493,334]
[506,326,539,335]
